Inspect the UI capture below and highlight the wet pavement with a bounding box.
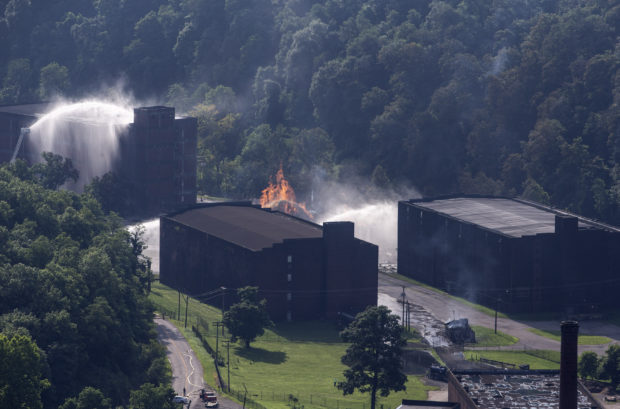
[378,271,620,355]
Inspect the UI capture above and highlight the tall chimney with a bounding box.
[560,320,579,409]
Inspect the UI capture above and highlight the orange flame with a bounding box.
[260,166,313,219]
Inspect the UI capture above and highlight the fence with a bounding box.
[226,388,393,409]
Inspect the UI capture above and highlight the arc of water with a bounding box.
[10,128,30,163]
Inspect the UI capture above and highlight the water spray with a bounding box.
[26,100,133,190]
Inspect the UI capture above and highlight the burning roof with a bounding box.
[167,203,322,251]
[259,166,313,220]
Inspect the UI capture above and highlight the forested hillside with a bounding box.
[1,0,619,223]
[0,158,172,408]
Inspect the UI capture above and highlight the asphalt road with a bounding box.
[378,273,620,355]
[155,317,243,409]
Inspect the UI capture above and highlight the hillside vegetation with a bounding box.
[0,0,619,222]
[0,159,170,408]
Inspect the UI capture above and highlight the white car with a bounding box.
[173,396,190,404]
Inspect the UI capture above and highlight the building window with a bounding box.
[287,255,293,263]
[287,273,292,282]
[287,292,292,301]
[286,311,292,322]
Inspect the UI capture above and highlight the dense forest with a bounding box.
[0,157,173,408]
[0,0,619,223]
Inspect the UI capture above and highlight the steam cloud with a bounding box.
[314,177,421,263]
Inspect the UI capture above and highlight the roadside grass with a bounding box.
[527,328,612,345]
[150,282,433,409]
[468,325,518,347]
[388,273,508,319]
[464,350,560,370]
[506,311,561,321]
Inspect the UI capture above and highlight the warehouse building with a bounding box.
[159,202,378,321]
[0,103,196,215]
[398,195,620,313]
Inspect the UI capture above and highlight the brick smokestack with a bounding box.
[560,320,579,409]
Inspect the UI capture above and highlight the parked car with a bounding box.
[173,396,189,404]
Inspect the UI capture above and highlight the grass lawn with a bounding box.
[527,328,612,345]
[150,282,434,409]
[468,325,518,347]
[465,350,560,370]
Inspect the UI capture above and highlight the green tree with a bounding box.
[337,305,407,409]
[59,386,112,409]
[223,286,273,348]
[0,58,33,103]
[601,345,620,386]
[0,333,50,409]
[578,351,599,380]
[38,62,69,99]
[31,152,79,190]
[128,383,176,409]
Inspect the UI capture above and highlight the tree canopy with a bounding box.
[0,0,619,223]
[223,286,273,348]
[0,159,170,408]
[337,305,407,409]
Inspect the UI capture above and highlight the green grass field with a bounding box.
[150,282,434,409]
[465,350,560,370]
[527,328,612,345]
[469,325,519,347]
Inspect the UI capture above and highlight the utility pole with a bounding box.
[494,297,499,334]
[213,321,223,361]
[177,289,181,321]
[406,300,411,331]
[242,383,248,408]
[221,287,227,337]
[184,293,189,328]
[223,339,231,392]
[221,287,227,317]
[401,286,406,326]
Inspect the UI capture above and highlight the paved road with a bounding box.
[378,273,620,355]
[155,317,243,409]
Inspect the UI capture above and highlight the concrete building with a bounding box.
[0,103,196,215]
[398,195,620,314]
[159,202,378,321]
[121,106,196,215]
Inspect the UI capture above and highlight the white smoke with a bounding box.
[488,47,509,76]
[314,179,421,263]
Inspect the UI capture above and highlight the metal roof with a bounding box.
[167,205,323,251]
[405,197,619,238]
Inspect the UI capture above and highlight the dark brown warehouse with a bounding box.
[159,202,378,321]
[398,195,620,314]
[0,103,196,215]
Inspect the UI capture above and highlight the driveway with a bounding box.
[378,273,620,355]
[155,316,243,409]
